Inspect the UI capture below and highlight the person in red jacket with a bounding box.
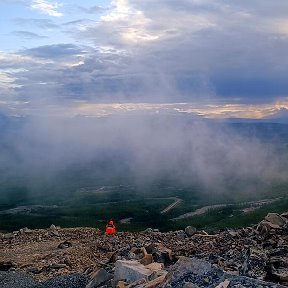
[105,220,116,235]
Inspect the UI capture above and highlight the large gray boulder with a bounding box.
[265,213,287,227]
[161,257,285,288]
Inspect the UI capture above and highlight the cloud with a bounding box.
[77,5,108,15]
[2,110,287,197]
[270,18,288,37]
[2,0,288,105]
[13,31,47,39]
[31,0,63,17]
[21,44,86,59]
[0,51,51,69]
[55,0,286,102]
[0,0,26,4]
[13,18,59,29]
[0,72,20,90]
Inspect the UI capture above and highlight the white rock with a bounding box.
[114,260,153,283]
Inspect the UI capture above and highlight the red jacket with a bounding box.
[105,220,116,234]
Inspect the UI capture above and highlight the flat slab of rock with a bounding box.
[114,260,153,283]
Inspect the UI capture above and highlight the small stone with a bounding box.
[228,231,238,237]
[64,256,72,267]
[20,227,33,234]
[50,263,67,269]
[145,263,163,272]
[215,279,230,288]
[116,280,129,288]
[26,267,42,274]
[0,261,17,271]
[58,241,72,249]
[139,254,153,266]
[51,230,60,237]
[183,283,200,288]
[144,228,153,233]
[2,233,14,240]
[203,277,210,283]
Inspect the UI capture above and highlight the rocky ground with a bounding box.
[0,212,287,288]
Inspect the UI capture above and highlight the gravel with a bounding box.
[0,271,89,288]
[0,271,39,288]
[43,273,89,288]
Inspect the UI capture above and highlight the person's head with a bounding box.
[109,220,114,225]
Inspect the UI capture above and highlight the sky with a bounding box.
[1,0,288,119]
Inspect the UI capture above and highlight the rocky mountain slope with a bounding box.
[0,212,287,287]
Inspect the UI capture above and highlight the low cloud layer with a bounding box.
[1,114,286,199]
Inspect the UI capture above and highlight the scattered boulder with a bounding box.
[161,257,284,288]
[114,260,153,283]
[2,233,14,240]
[265,213,287,227]
[51,230,60,237]
[146,243,173,266]
[0,261,16,271]
[49,263,67,270]
[19,227,33,234]
[58,241,72,249]
[139,254,153,266]
[86,268,113,288]
[26,267,42,274]
[185,226,197,237]
[144,228,153,233]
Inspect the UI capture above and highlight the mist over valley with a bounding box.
[1,113,288,232]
